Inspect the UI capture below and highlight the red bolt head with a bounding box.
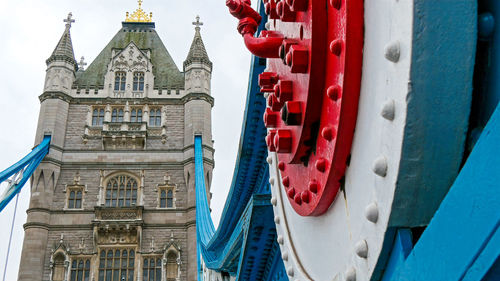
[280,39,298,63]
[267,93,284,111]
[259,72,279,92]
[276,0,296,22]
[308,180,319,193]
[282,176,290,187]
[287,187,296,198]
[294,193,302,205]
[264,108,279,128]
[330,0,341,10]
[315,158,328,172]
[265,0,279,19]
[274,80,293,103]
[289,45,309,73]
[327,85,342,101]
[321,126,336,141]
[286,0,308,11]
[301,191,311,203]
[266,130,277,152]
[274,129,292,153]
[278,161,286,171]
[281,101,302,126]
[330,39,343,56]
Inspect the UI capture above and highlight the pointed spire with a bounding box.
[184,16,212,70]
[46,13,77,69]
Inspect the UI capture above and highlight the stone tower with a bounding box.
[18,5,214,281]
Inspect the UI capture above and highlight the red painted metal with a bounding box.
[228,0,363,216]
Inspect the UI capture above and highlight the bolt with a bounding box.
[264,108,279,128]
[259,72,279,92]
[265,0,279,19]
[294,193,302,205]
[287,187,296,198]
[372,156,388,177]
[286,0,308,11]
[479,12,495,39]
[278,161,285,171]
[276,0,296,22]
[282,176,290,187]
[274,129,292,153]
[365,202,379,223]
[308,180,319,193]
[327,85,342,101]
[315,158,327,172]
[330,39,343,56]
[355,240,368,259]
[384,41,400,63]
[274,80,293,103]
[321,126,335,141]
[268,93,284,112]
[281,101,302,125]
[288,45,309,73]
[330,0,341,10]
[301,190,311,203]
[266,130,277,152]
[280,39,298,64]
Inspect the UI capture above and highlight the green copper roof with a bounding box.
[75,22,184,89]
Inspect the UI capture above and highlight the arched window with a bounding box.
[160,190,167,208]
[131,109,143,122]
[111,108,124,123]
[68,189,83,209]
[167,190,173,208]
[142,257,161,281]
[70,259,91,281]
[149,109,161,127]
[52,253,66,281]
[105,174,138,207]
[92,108,105,126]
[166,252,178,281]
[114,72,126,91]
[133,72,145,92]
[98,249,134,281]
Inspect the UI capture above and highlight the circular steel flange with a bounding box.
[261,0,363,216]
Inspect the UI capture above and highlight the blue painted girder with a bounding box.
[384,103,500,281]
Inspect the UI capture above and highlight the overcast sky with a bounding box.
[0,0,255,279]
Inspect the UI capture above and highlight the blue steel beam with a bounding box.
[0,136,50,212]
[385,104,500,281]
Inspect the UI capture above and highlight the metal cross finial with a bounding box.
[64,12,75,29]
[79,56,87,71]
[192,15,203,30]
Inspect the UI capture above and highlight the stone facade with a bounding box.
[18,14,213,281]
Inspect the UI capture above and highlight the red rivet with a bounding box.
[285,52,293,66]
[301,191,311,203]
[264,108,279,128]
[308,181,319,193]
[287,188,296,198]
[315,158,327,172]
[289,45,309,73]
[330,0,341,10]
[321,126,335,141]
[294,193,302,205]
[330,39,343,56]
[278,161,286,171]
[266,130,277,152]
[265,0,279,19]
[268,93,284,111]
[282,176,290,187]
[274,130,292,153]
[327,85,342,101]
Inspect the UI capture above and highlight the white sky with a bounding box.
[0,0,255,279]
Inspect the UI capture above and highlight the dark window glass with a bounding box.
[149,109,162,127]
[131,109,137,122]
[105,175,138,207]
[160,190,166,208]
[114,72,126,91]
[118,109,124,122]
[68,189,83,209]
[99,249,134,281]
[143,256,162,281]
[112,109,117,123]
[70,259,91,281]
[133,72,145,92]
[167,190,173,208]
